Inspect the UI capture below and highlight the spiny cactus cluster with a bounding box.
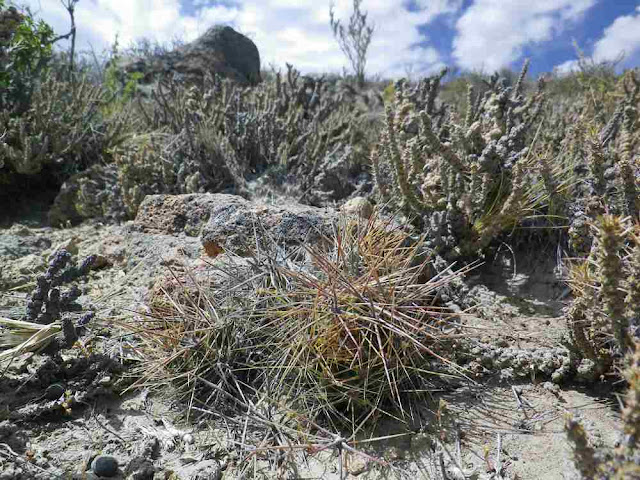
[25,249,95,347]
[372,61,546,257]
[565,343,640,479]
[565,215,640,379]
[566,71,640,255]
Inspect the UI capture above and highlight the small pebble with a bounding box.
[347,455,368,476]
[387,446,405,460]
[91,455,119,478]
[543,381,560,393]
[44,384,65,401]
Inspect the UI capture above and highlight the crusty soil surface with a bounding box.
[0,218,624,480]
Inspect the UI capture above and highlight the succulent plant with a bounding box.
[372,61,547,257]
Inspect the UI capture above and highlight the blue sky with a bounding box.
[21,0,640,78]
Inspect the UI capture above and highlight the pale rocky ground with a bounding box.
[0,194,624,480]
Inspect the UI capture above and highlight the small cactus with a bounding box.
[25,249,96,347]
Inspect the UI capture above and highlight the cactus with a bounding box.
[565,343,640,479]
[566,71,640,256]
[23,249,96,349]
[373,61,546,257]
[565,216,640,379]
[596,215,631,351]
[112,66,369,216]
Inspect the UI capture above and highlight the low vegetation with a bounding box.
[1,0,640,478]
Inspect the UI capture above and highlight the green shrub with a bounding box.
[0,2,134,216]
[0,75,131,177]
[0,1,54,114]
[102,37,144,103]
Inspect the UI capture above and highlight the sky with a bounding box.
[19,0,640,78]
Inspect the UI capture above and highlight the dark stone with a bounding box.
[43,383,65,400]
[91,455,119,477]
[181,25,261,84]
[115,25,261,88]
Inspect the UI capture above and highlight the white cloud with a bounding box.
[452,0,596,72]
[20,0,463,78]
[592,6,640,66]
[551,6,640,74]
[552,58,579,74]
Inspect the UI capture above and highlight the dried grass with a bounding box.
[0,317,61,362]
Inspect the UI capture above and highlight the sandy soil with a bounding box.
[0,217,625,480]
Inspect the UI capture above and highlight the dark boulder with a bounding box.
[116,25,261,88]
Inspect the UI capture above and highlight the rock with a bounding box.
[91,455,120,478]
[341,197,373,219]
[90,225,204,293]
[0,227,52,260]
[43,383,65,400]
[346,454,368,476]
[133,193,224,236]
[133,193,338,256]
[116,25,261,89]
[125,456,156,480]
[48,164,125,226]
